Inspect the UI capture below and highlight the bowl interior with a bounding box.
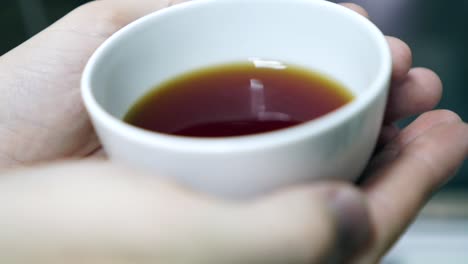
[87,0,389,121]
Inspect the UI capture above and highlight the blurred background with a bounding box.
[1,0,467,263]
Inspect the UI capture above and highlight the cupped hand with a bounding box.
[0,0,188,167]
[0,1,466,263]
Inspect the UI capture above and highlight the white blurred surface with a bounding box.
[384,192,468,264]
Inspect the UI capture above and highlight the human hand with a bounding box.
[0,0,188,167]
[0,1,466,263]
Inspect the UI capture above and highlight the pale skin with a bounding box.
[0,1,467,263]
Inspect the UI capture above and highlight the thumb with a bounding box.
[0,161,369,264]
[232,183,370,263]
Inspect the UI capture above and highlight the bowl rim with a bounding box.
[81,0,392,153]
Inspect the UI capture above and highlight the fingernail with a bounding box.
[327,187,370,262]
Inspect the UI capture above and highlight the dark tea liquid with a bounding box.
[124,61,353,137]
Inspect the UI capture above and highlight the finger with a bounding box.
[385,68,443,123]
[337,6,413,83]
[0,161,207,263]
[387,36,413,82]
[244,182,370,263]
[357,110,468,263]
[0,161,369,263]
[87,147,107,159]
[388,110,461,149]
[365,110,461,180]
[339,3,369,18]
[376,124,400,149]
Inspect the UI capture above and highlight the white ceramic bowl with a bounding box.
[82,0,392,198]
